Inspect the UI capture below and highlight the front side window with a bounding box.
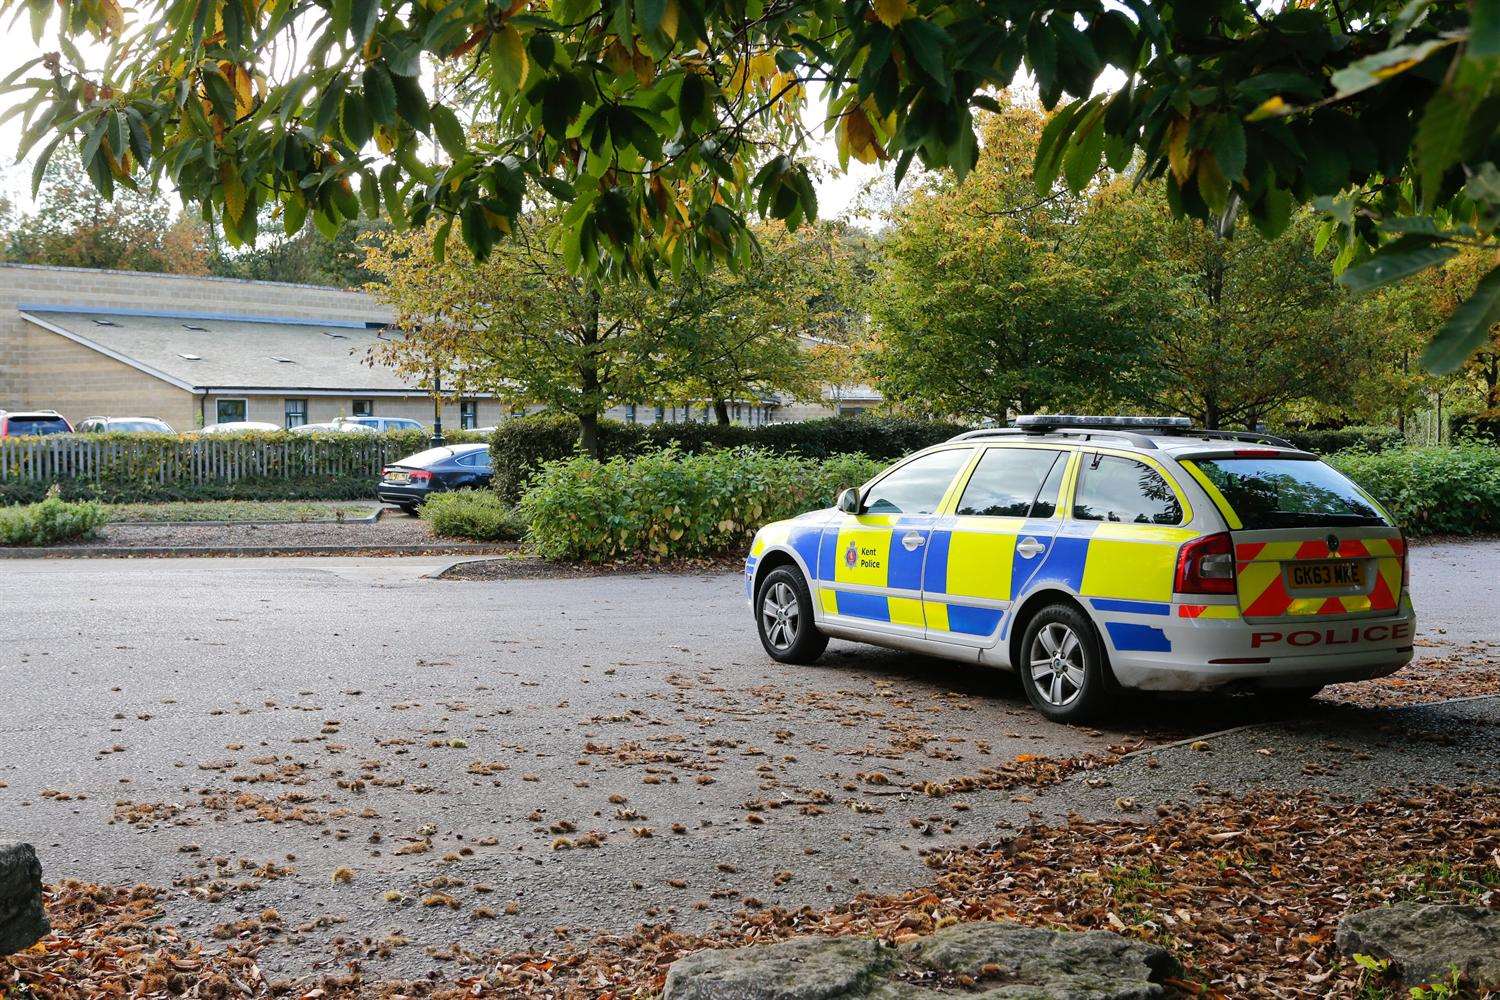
[284,398,308,428]
[1073,455,1183,525]
[1188,457,1386,528]
[862,449,972,516]
[216,399,247,424]
[957,448,1065,518]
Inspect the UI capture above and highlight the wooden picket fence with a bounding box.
[0,433,440,487]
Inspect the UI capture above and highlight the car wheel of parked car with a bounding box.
[1019,602,1112,723]
[756,566,828,665]
[399,503,419,516]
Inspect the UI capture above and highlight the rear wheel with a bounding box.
[1019,603,1112,723]
[755,566,828,665]
[399,503,419,516]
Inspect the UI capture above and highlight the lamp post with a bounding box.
[430,365,445,447]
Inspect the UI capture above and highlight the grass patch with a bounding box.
[101,500,378,524]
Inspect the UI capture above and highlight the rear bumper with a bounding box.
[1105,602,1416,692]
[377,483,432,505]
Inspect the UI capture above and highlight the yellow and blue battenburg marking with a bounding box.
[751,508,1227,657]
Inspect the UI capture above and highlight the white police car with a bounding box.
[745,416,1414,722]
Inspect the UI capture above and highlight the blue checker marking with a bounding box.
[922,529,952,592]
[835,590,889,621]
[946,605,1003,637]
[789,525,822,579]
[1105,622,1173,653]
[1090,597,1171,616]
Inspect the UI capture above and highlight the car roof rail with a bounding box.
[1171,427,1296,448]
[947,426,1159,449]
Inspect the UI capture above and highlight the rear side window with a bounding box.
[1073,455,1182,525]
[957,448,1064,517]
[8,417,70,435]
[1188,457,1387,528]
[863,449,971,515]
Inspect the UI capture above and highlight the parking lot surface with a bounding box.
[1,541,1495,982]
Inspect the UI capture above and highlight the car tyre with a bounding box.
[755,566,828,665]
[1019,602,1112,723]
[399,503,419,516]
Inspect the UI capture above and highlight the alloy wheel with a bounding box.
[761,581,800,652]
[1029,621,1086,707]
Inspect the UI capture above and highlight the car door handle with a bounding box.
[1016,537,1046,559]
[900,531,925,552]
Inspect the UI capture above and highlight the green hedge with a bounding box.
[1277,425,1406,454]
[0,429,491,505]
[490,414,965,500]
[0,489,108,546]
[421,489,526,542]
[1332,444,1500,536]
[518,447,883,562]
[1451,414,1500,443]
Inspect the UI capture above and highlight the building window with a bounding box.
[460,400,478,429]
[353,399,374,416]
[654,405,664,423]
[284,398,308,428]
[216,399,247,424]
[625,404,636,424]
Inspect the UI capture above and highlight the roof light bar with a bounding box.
[1013,414,1195,431]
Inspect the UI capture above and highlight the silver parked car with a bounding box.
[75,416,175,434]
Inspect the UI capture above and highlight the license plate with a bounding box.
[386,471,409,484]
[1287,560,1365,591]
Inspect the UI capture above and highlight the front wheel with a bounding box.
[755,566,828,664]
[1019,603,1112,723]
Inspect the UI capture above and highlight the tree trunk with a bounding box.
[713,398,731,425]
[577,411,601,459]
[577,291,604,459]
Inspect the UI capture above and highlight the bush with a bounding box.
[1277,425,1406,454]
[1332,444,1500,536]
[421,490,526,542]
[489,413,964,500]
[0,487,108,546]
[518,447,884,562]
[1451,413,1500,443]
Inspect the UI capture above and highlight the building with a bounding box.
[0,263,880,429]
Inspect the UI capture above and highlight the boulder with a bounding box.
[1337,903,1499,989]
[0,842,48,955]
[663,922,1175,1000]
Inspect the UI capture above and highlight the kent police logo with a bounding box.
[844,540,858,569]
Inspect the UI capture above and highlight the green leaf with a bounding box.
[430,104,466,157]
[1252,184,1292,239]
[1337,236,1457,294]
[350,0,378,43]
[1414,83,1469,208]
[1329,38,1453,98]
[1032,97,1087,193]
[1421,265,1500,374]
[30,134,62,197]
[1062,107,1105,191]
[1212,115,1246,181]
[362,63,397,126]
[901,19,952,93]
[1471,0,1500,59]
[341,90,373,148]
[392,73,430,134]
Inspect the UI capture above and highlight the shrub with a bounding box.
[1277,425,1406,454]
[518,447,884,562]
[489,413,964,500]
[1451,413,1500,443]
[0,487,108,546]
[1332,444,1500,536]
[421,490,526,542]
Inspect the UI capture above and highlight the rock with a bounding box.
[1337,903,1500,989]
[663,922,1175,1000]
[663,936,893,1000]
[0,843,48,955]
[900,922,1176,999]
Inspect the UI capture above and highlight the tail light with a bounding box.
[1175,532,1236,595]
[409,469,433,482]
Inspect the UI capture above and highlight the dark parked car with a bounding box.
[378,443,493,513]
[0,410,73,436]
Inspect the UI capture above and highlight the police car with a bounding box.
[744,416,1413,722]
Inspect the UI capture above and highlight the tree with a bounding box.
[1076,185,1383,429]
[646,220,866,424]
[362,207,657,457]
[2,158,209,273]
[3,1,1494,367]
[210,219,388,288]
[867,106,1147,421]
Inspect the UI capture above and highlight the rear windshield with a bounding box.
[1188,457,1388,529]
[7,417,70,435]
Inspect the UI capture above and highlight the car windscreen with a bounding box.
[111,420,170,432]
[1187,457,1388,529]
[396,447,454,468]
[8,417,70,435]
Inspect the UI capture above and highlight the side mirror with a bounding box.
[836,487,862,514]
